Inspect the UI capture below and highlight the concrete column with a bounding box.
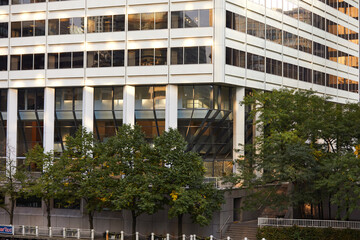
[6,89,17,167]
[82,86,94,133]
[123,85,135,126]
[233,87,245,173]
[165,84,178,130]
[214,0,226,83]
[43,88,55,152]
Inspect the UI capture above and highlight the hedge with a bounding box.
[257,226,360,240]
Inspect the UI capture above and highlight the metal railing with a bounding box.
[258,217,360,229]
[3,224,95,239]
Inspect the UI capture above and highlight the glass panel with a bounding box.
[72,52,83,68]
[11,21,21,37]
[113,15,125,32]
[87,51,98,68]
[70,17,84,34]
[113,50,124,67]
[185,10,199,28]
[0,56,7,71]
[0,22,8,38]
[171,11,183,28]
[155,48,167,65]
[60,52,71,69]
[22,54,33,70]
[10,55,20,70]
[184,47,198,64]
[48,19,59,35]
[128,49,140,66]
[22,21,34,37]
[141,12,155,30]
[128,14,140,31]
[99,51,112,67]
[155,12,167,29]
[199,46,212,64]
[171,47,183,65]
[35,20,45,36]
[141,49,154,66]
[199,9,212,27]
[34,54,44,69]
[60,18,70,34]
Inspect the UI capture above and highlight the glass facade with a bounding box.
[94,87,123,141]
[17,88,44,170]
[178,85,233,177]
[55,88,82,152]
[135,86,165,141]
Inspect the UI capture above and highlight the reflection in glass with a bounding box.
[94,87,123,141]
[178,85,233,177]
[55,88,82,152]
[0,89,7,160]
[135,86,165,140]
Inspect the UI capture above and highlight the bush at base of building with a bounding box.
[257,226,360,240]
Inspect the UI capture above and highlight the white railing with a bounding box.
[258,217,360,229]
[1,225,95,239]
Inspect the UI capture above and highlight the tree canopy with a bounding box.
[229,89,360,220]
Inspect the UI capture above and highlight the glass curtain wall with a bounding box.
[55,88,82,152]
[178,85,233,177]
[94,87,123,141]
[17,88,44,170]
[0,90,6,171]
[135,86,165,141]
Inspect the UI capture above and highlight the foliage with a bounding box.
[0,156,27,224]
[100,124,165,236]
[153,129,224,227]
[24,144,63,227]
[228,89,360,219]
[58,127,106,229]
[257,226,360,240]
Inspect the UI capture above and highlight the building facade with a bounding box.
[0,0,358,235]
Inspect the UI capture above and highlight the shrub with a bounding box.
[257,226,360,240]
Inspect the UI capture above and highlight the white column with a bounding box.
[123,85,135,126]
[165,85,178,130]
[6,89,17,167]
[214,0,226,83]
[43,88,55,152]
[82,86,94,133]
[233,87,245,173]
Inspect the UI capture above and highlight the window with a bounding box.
[266,58,282,76]
[283,63,298,79]
[11,20,45,38]
[12,0,45,4]
[49,17,84,35]
[299,66,312,83]
[171,46,212,65]
[313,42,325,58]
[0,22,7,38]
[266,25,282,44]
[87,50,124,68]
[16,196,42,208]
[129,12,168,31]
[283,31,298,49]
[87,15,125,33]
[313,70,325,86]
[225,48,246,68]
[172,10,212,28]
[298,36,312,54]
[247,53,265,72]
[0,56,7,71]
[129,49,167,66]
[94,87,123,141]
[10,54,45,71]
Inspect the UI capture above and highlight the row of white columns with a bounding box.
[5,85,245,166]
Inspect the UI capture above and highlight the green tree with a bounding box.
[230,89,360,219]
[153,129,224,239]
[101,124,164,237]
[0,155,26,224]
[59,127,105,229]
[23,144,64,228]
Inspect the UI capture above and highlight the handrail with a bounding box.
[219,215,231,239]
[258,217,360,230]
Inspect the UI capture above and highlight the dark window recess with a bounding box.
[16,196,42,208]
[0,22,8,38]
[54,198,81,209]
[0,56,7,71]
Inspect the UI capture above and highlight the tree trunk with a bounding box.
[328,195,332,220]
[46,199,51,228]
[10,198,15,225]
[177,214,183,240]
[88,210,94,230]
[131,210,137,240]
